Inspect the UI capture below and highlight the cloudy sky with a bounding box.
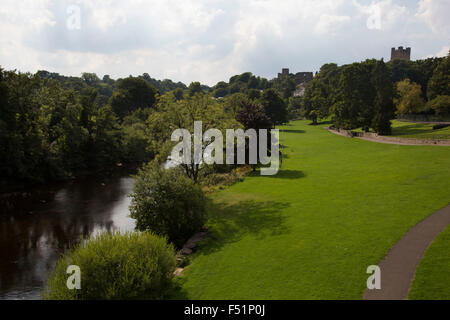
[0,0,448,86]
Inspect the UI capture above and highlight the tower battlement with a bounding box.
[391,47,411,61]
[278,68,290,78]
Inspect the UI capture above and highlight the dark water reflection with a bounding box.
[0,175,136,300]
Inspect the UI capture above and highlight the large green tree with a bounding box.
[427,95,450,115]
[110,77,158,119]
[147,93,241,183]
[394,79,426,115]
[371,59,394,135]
[302,78,329,125]
[427,56,450,100]
[259,88,288,125]
[188,82,203,97]
[333,61,376,129]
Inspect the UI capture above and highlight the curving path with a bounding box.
[363,205,450,300]
[325,127,450,146]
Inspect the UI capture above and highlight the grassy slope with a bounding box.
[354,120,450,139]
[408,226,450,300]
[178,120,450,299]
[391,120,450,139]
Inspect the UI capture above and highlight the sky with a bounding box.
[0,0,449,86]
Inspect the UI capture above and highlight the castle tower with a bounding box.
[391,47,411,61]
[278,68,290,79]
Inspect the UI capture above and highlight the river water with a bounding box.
[0,174,136,300]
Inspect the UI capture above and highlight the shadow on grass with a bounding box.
[197,200,291,256]
[266,170,305,180]
[246,169,305,180]
[167,199,292,299]
[392,124,437,136]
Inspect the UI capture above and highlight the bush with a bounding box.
[43,232,176,300]
[130,161,207,247]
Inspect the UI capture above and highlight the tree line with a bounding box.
[0,68,288,189]
[296,55,450,133]
[3,55,447,187]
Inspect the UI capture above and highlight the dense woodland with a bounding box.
[1,55,449,188]
[0,67,284,187]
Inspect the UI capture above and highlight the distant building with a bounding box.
[278,68,313,83]
[277,68,313,97]
[391,47,411,61]
[293,83,307,97]
[277,68,289,79]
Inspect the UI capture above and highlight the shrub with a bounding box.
[130,161,207,247]
[43,231,176,300]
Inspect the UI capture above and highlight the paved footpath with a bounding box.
[326,127,450,146]
[364,205,450,300]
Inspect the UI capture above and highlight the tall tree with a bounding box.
[427,56,450,100]
[110,77,158,119]
[371,59,394,135]
[394,79,426,115]
[302,78,329,125]
[81,73,100,86]
[188,82,203,96]
[427,95,450,115]
[236,100,272,130]
[333,62,376,129]
[259,88,287,125]
[147,93,241,183]
[236,101,273,171]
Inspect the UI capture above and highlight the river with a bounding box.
[0,173,136,300]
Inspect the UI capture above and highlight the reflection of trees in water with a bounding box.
[0,177,135,298]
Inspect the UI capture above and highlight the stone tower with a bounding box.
[391,47,411,61]
[278,68,290,79]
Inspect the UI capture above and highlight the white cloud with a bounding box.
[353,0,409,31]
[0,0,448,85]
[0,0,55,28]
[417,0,450,34]
[435,46,450,57]
[315,14,351,35]
[422,46,449,59]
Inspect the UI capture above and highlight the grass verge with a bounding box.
[408,225,450,300]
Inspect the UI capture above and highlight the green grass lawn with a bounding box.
[353,120,450,139]
[175,120,450,299]
[390,120,450,140]
[408,226,450,300]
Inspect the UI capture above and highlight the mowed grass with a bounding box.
[408,226,450,300]
[177,120,450,299]
[390,120,450,139]
[354,120,450,140]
